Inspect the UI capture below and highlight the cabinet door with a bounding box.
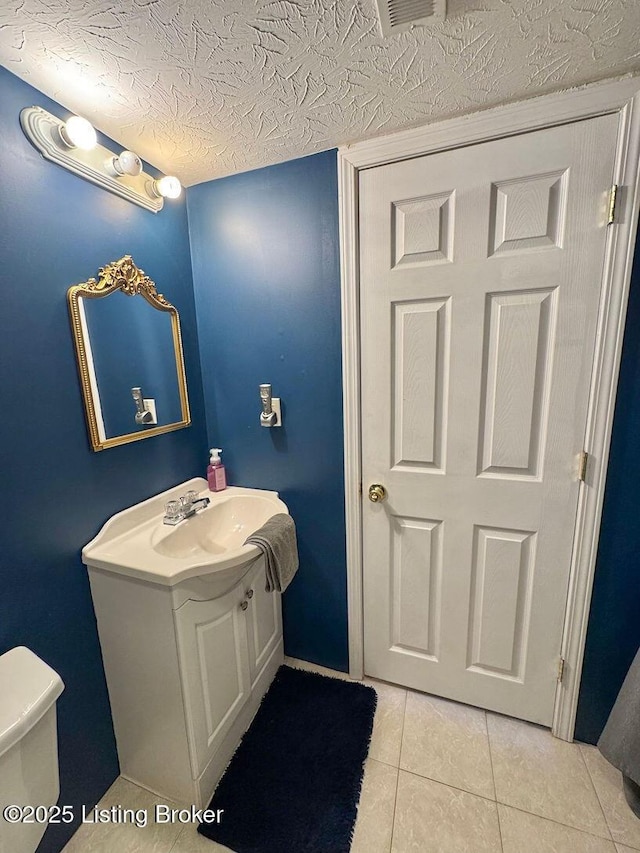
[174,582,251,778]
[244,559,283,688]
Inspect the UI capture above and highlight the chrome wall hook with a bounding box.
[259,384,282,427]
[131,386,156,425]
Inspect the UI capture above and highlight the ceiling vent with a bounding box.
[375,0,446,36]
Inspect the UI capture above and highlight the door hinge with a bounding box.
[578,451,589,483]
[607,184,619,225]
[557,657,566,683]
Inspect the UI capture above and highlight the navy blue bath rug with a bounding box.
[198,665,377,853]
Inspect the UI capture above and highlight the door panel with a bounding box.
[391,516,443,659]
[360,115,618,726]
[392,297,449,470]
[467,525,535,679]
[479,288,556,478]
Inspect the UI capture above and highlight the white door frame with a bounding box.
[338,75,640,741]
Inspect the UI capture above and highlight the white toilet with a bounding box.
[0,647,65,853]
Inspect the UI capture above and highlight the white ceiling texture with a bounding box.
[1,0,640,186]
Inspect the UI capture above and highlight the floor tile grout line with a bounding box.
[369,755,403,771]
[495,804,508,853]
[396,688,409,770]
[578,744,616,843]
[485,712,498,800]
[167,824,183,853]
[386,765,401,853]
[497,798,621,845]
[388,687,408,853]
[485,712,504,852]
[397,765,617,843]
[400,766,497,802]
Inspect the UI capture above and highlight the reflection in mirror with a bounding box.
[80,292,183,436]
[68,256,190,451]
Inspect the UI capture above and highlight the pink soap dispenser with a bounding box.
[207,447,227,492]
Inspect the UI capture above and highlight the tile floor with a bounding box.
[62,657,640,853]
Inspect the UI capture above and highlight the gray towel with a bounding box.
[244,513,299,593]
[598,645,640,814]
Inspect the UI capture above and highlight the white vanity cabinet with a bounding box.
[83,480,288,809]
[88,556,283,809]
[175,559,282,785]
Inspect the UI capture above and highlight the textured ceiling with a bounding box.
[1,0,640,186]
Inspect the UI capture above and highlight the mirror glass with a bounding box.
[68,256,190,451]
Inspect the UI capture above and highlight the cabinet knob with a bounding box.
[246,589,254,599]
[240,599,249,611]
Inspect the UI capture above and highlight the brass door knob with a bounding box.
[368,484,387,503]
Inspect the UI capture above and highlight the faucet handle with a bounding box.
[184,490,199,507]
[165,500,181,518]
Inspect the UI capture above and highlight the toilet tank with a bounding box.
[0,647,64,853]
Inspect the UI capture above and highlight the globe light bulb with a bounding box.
[111,150,142,177]
[59,116,97,150]
[156,176,182,199]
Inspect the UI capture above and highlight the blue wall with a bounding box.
[187,151,348,671]
[575,232,640,743]
[0,66,207,852]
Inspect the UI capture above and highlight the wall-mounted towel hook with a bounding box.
[131,387,157,426]
[259,384,282,427]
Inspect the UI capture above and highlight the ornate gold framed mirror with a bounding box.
[68,255,191,451]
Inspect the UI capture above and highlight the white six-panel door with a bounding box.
[360,115,618,726]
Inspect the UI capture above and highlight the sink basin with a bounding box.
[82,479,288,588]
[151,494,283,559]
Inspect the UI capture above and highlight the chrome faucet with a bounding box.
[163,490,210,525]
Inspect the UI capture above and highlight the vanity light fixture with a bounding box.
[19,105,179,214]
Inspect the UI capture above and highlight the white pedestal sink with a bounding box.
[83,478,288,808]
